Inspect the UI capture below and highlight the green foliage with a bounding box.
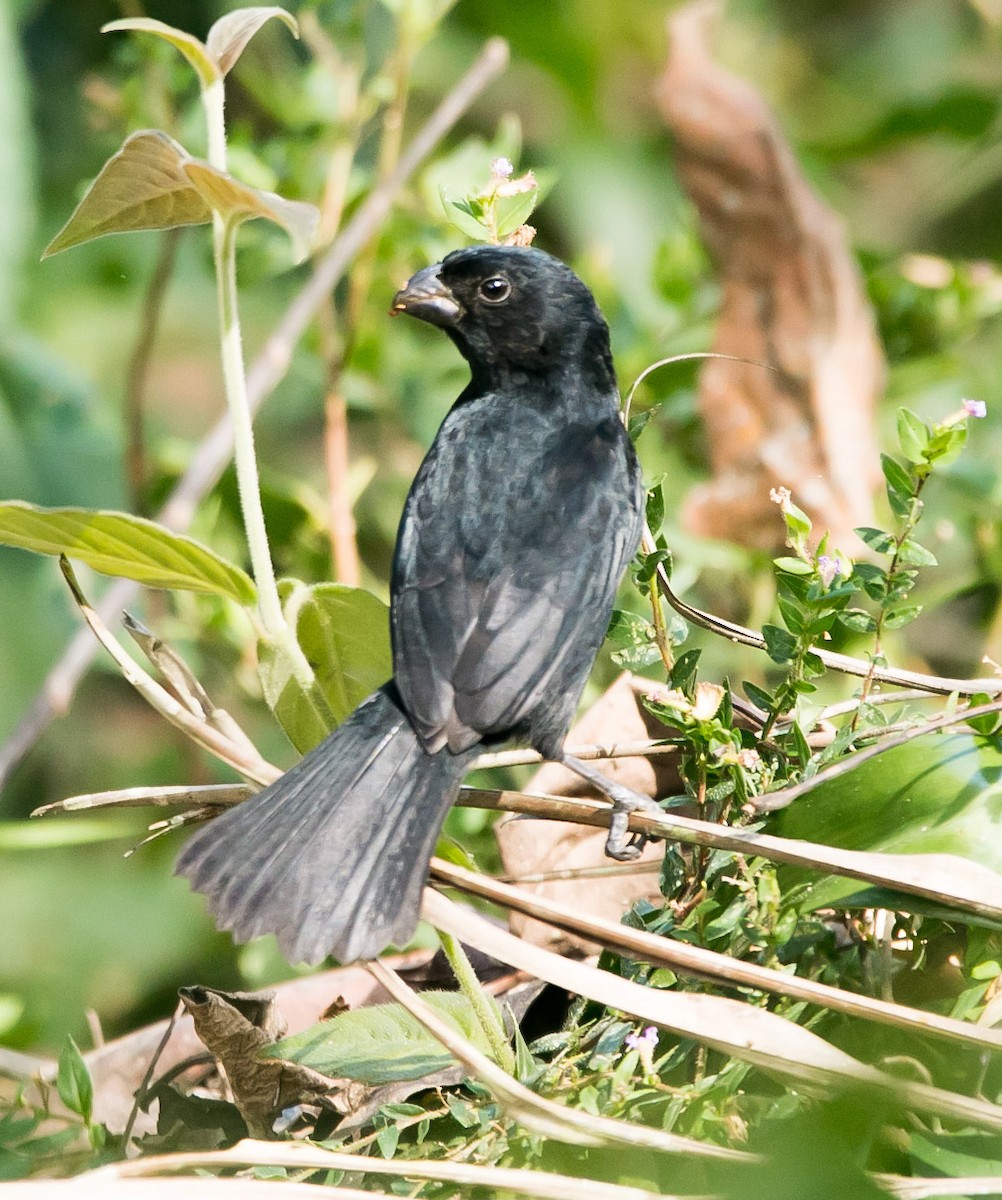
[267,991,504,1083]
[6,0,1002,1193]
[0,502,256,603]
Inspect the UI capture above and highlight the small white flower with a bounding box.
[963,398,987,419]
[490,156,515,181]
[692,681,725,721]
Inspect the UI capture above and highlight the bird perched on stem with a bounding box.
[177,245,659,964]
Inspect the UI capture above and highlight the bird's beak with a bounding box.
[390,264,462,328]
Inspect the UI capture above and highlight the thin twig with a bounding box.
[0,38,509,790]
[31,783,252,818]
[647,528,1002,696]
[456,786,1002,922]
[473,737,679,771]
[753,696,1002,813]
[58,558,278,786]
[431,858,1002,1055]
[124,228,182,512]
[121,999,184,1149]
[369,959,747,1159]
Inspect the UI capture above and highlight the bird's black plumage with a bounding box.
[176,245,645,964]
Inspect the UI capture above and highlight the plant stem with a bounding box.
[200,69,314,681]
[852,474,930,730]
[437,929,515,1074]
[647,575,674,672]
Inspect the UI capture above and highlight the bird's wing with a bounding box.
[391,404,641,752]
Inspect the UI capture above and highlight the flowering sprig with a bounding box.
[440,156,540,245]
[645,672,763,818]
[623,1025,659,1077]
[752,490,857,740]
[846,401,987,724]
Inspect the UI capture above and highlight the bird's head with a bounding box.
[391,246,614,388]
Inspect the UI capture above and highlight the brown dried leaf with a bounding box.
[496,674,680,951]
[657,0,884,551]
[178,986,339,1137]
[206,7,300,77]
[43,132,211,258]
[38,953,433,1136]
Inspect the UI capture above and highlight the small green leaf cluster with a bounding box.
[440,156,541,245]
[756,491,857,734]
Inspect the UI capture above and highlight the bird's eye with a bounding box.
[478,276,511,304]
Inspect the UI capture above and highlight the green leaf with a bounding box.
[854,526,896,554]
[56,1036,93,1124]
[836,608,878,633]
[645,481,665,534]
[446,1092,479,1127]
[783,502,812,540]
[762,623,797,665]
[205,7,299,77]
[909,1130,1002,1178]
[292,582,392,724]
[375,1122,399,1158]
[440,190,490,239]
[634,547,671,585]
[182,161,319,263]
[102,18,219,87]
[265,991,500,1083]
[43,132,211,258]
[494,186,539,239]
[967,694,1002,737]
[896,407,930,464]
[777,733,1002,911]
[0,502,256,603]
[257,636,336,754]
[773,556,813,576]
[880,453,914,519]
[851,562,887,601]
[611,643,663,669]
[606,608,655,648]
[258,581,392,753]
[882,603,922,629]
[742,680,774,712]
[896,538,937,567]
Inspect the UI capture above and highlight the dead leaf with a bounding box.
[177,986,343,1137]
[657,0,884,552]
[496,674,680,951]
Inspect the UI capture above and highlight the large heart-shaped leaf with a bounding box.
[0,502,256,604]
[293,582,392,722]
[258,580,392,752]
[43,132,211,258]
[776,733,1002,911]
[265,991,501,1083]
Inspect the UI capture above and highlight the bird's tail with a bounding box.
[175,685,472,964]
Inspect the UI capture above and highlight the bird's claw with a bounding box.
[603,787,665,861]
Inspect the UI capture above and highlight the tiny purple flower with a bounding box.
[490,156,515,181]
[963,398,987,419]
[817,554,847,589]
[624,1025,658,1051]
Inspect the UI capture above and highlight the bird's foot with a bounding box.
[603,787,666,861]
[557,753,664,862]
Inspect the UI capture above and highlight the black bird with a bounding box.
[176,245,655,964]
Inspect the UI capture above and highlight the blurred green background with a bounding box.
[3,0,1002,1053]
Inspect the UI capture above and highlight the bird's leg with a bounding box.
[558,754,665,862]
